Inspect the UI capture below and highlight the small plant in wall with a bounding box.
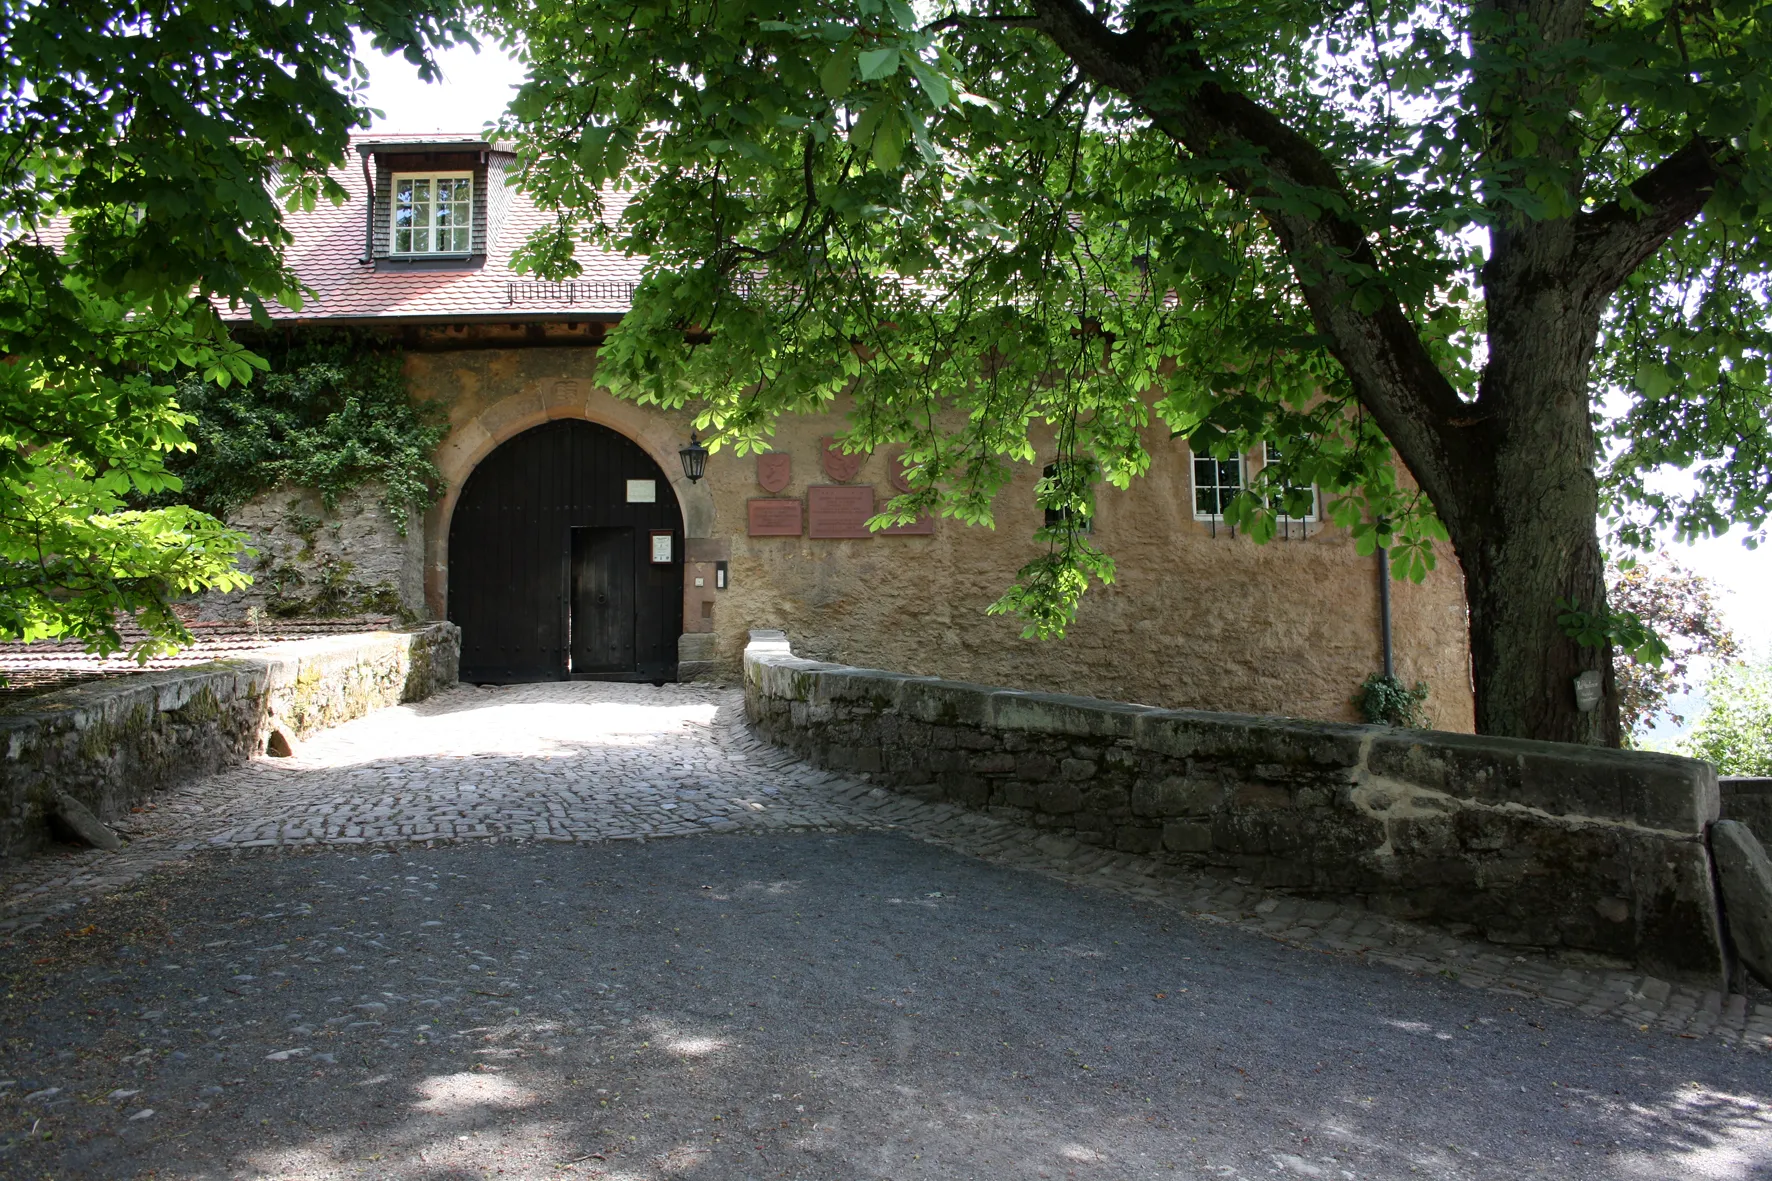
[1353,674,1431,729]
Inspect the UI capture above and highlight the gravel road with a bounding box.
[2,831,1767,1181]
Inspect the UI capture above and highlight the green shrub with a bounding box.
[167,331,448,529]
[1353,673,1431,729]
[1682,660,1772,775]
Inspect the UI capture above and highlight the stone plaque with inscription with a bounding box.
[747,497,804,537]
[807,485,875,539]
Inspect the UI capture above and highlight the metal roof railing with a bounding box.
[505,274,764,307]
[505,279,641,306]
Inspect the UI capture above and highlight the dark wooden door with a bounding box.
[570,527,635,674]
[448,420,682,683]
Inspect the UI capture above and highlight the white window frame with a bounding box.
[1262,440,1319,523]
[1191,450,1246,520]
[389,171,474,256]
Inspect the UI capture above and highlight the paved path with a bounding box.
[1,682,1770,1179]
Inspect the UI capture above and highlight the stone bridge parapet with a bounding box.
[743,628,1730,987]
[0,623,459,862]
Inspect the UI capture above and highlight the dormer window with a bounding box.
[391,172,473,255]
[360,139,506,270]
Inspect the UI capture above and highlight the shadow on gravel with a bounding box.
[1,832,1768,1180]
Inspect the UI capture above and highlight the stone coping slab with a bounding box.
[1723,777,1772,847]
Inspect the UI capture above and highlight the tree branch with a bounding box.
[1015,0,1478,512]
[1574,136,1722,300]
[922,12,1044,34]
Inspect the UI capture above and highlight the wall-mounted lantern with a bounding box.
[679,431,708,483]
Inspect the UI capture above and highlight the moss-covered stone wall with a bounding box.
[0,623,459,862]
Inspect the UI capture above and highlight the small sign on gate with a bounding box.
[649,529,674,564]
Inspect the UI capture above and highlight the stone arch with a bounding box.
[423,378,714,619]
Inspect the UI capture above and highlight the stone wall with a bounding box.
[192,483,425,622]
[410,345,1476,729]
[0,624,459,862]
[743,630,1728,987]
[1722,778,1772,845]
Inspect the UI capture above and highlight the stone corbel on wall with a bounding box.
[742,629,1733,989]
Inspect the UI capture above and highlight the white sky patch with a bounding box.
[1619,454,1772,661]
[1652,527,1772,659]
[357,32,526,134]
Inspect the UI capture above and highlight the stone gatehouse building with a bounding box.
[216,132,1476,729]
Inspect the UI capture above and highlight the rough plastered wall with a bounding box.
[716,416,1474,730]
[407,345,1476,730]
[192,483,425,622]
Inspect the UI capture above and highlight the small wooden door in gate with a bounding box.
[570,527,635,674]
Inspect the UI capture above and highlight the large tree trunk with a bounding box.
[1027,0,1719,745]
[1461,516,1619,745]
[1443,218,1622,744]
[1447,372,1621,743]
[1444,218,1620,743]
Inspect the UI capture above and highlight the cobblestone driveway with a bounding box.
[5,681,1770,1047]
[2,681,1770,1178]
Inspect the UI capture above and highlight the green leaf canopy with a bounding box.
[492,0,1772,742]
[0,0,467,657]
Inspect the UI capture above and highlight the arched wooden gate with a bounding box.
[447,420,683,683]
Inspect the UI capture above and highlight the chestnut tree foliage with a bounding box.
[493,0,1772,744]
[1684,658,1772,774]
[0,0,464,658]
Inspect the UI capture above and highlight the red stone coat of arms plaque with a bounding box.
[886,447,915,494]
[820,436,865,483]
[756,452,792,493]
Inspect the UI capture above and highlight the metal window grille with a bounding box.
[504,275,760,307]
[504,279,642,306]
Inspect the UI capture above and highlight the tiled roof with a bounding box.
[233,133,644,323]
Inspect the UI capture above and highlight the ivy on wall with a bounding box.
[168,331,448,528]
